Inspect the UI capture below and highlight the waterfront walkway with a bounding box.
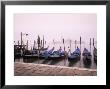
[14,62,97,76]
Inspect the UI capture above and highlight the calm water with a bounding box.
[15,43,97,69]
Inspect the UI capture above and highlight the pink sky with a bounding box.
[14,13,97,49]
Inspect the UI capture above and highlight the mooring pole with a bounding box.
[75,40,76,50]
[26,40,28,50]
[79,36,81,63]
[90,38,91,45]
[93,38,94,47]
[63,38,66,66]
[63,38,65,51]
[80,36,81,52]
[37,35,40,63]
[43,35,44,48]
[70,40,71,54]
[18,40,20,45]
[90,38,91,52]
[33,40,35,50]
[41,40,42,49]
[79,36,81,66]
[21,32,23,57]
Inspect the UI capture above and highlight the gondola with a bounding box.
[23,46,49,59]
[82,48,92,61]
[68,47,81,62]
[48,50,65,60]
[39,47,55,59]
[93,47,97,63]
[23,49,38,59]
[22,46,49,59]
[48,47,65,60]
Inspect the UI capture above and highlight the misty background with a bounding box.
[14,13,97,51]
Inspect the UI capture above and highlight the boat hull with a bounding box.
[83,55,92,61]
[48,55,65,60]
[23,55,39,59]
[68,56,80,62]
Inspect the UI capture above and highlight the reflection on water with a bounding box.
[83,59,92,68]
[68,59,79,67]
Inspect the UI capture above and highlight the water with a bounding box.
[15,43,97,69]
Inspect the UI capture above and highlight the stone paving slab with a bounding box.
[14,62,97,76]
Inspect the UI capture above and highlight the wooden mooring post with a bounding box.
[80,36,81,53]
[70,40,71,54]
[37,35,40,64]
[26,40,28,50]
[75,40,77,50]
[93,38,94,47]
[20,32,23,57]
[63,38,66,66]
[18,40,20,45]
[90,38,91,52]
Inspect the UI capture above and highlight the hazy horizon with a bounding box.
[14,13,97,50]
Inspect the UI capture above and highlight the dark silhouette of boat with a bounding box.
[82,48,92,61]
[14,45,39,59]
[14,45,26,58]
[82,48,92,68]
[93,47,97,63]
[23,50,38,59]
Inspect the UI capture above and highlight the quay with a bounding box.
[14,62,97,76]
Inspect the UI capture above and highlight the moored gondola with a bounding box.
[39,47,55,59]
[23,46,49,59]
[48,50,65,60]
[47,47,65,60]
[93,47,97,63]
[82,48,92,61]
[68,47,81,62]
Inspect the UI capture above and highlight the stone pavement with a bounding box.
[14,62,97,76]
